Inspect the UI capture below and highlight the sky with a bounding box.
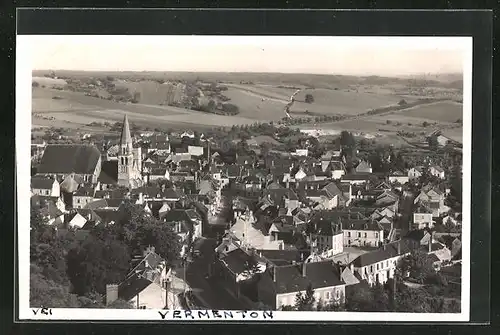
[24,35,470,76]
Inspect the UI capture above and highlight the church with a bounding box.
[36,114,143,190]
[115,114,143,188]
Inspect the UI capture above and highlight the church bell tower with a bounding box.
[118,114,134,187]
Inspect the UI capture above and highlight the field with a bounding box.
[114,80,184,105]
[291,88,414,116]
[30,71,464,141]
[31,87,257,131]
[396,101,463,123]
[32,76,68,87]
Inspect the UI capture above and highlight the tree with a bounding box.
[345,285,389,312]
[427,135,439,150]
[294,284,315,311]
[103,201,182,264]
[399,250,435,284]
[131,91,141,103]
[305,94,314,104]
[30,263,80,308]
[66,236,132,296]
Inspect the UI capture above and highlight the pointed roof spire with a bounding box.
[120,114,133,150]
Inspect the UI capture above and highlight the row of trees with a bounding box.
[30,201,182,308]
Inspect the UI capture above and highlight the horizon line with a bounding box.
[31,69,464,78]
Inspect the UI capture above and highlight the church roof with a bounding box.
[120,114,133,149]
[38,145,101,174]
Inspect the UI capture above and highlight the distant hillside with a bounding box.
[32,70,460,90]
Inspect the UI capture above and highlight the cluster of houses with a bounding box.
[30,114,462,310]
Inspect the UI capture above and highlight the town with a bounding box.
[30,110,463,313]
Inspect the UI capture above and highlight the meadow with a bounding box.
[31,70,463,139]
[397,101,463,123]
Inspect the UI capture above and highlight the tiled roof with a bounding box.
[311,218,342,236]
[31,177,55,190]
[98,160,118,185]
[352,240,412,267]
[341,174,372,181]
[38,144,101,174]
[220,248,257,276]
[83,199,108,210]
[59,175,80,193]
[74,186,94,197]
[257,249,306,266]
[273,261,345,294]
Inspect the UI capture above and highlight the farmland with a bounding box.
[30,70,464,142]
[31,87,258,131]
[396,101,463,123]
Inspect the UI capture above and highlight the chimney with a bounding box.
[302,262,307,277]
[350,263,354,273]
[428,232,433,253]
[106,284,119,306]
[273,267,277,282]
[397,241,401,255]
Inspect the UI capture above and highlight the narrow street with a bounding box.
[184,238,247,310]
[398,192,415,236]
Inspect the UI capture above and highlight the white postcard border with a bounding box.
[16,35,472,322]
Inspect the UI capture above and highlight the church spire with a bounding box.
[120,114,133,154]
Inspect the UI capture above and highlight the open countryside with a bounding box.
[32,71,463,144]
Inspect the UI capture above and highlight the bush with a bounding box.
[32,81,40,88]
[305,94,314,104]
[221,103,240,115]
[398,99,408,106]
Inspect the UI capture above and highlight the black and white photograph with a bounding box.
[17,34,472,321]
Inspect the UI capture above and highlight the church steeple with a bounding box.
[120,114,133,155]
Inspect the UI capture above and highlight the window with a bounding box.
[347,232,351,237]
[375,233,379,238]
[325,291,331,300]
[77,198,80,204]
[139,306,146,309]
[358,232,361,238]
[45,190,49,195]
[364,233,367,238]
[370,265,373,272]
[376,264,379,270]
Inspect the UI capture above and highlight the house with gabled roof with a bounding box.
[388,171,409,185]
[355,160,372,173]
[413,204,434,230]
[341,173,372,185]
[31,177,60,198]
[257,260,346,310]
[429,165,446,179]
[37,199,65,226]
[106,246,172,309]
[342,218,384,248]
[375,190,400,212]
[351,240,412,286]
[309,217,344,258]
[72,184,97,209]
[213,246,266,299]
[408,166,424,180]
[163,208,203,251]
